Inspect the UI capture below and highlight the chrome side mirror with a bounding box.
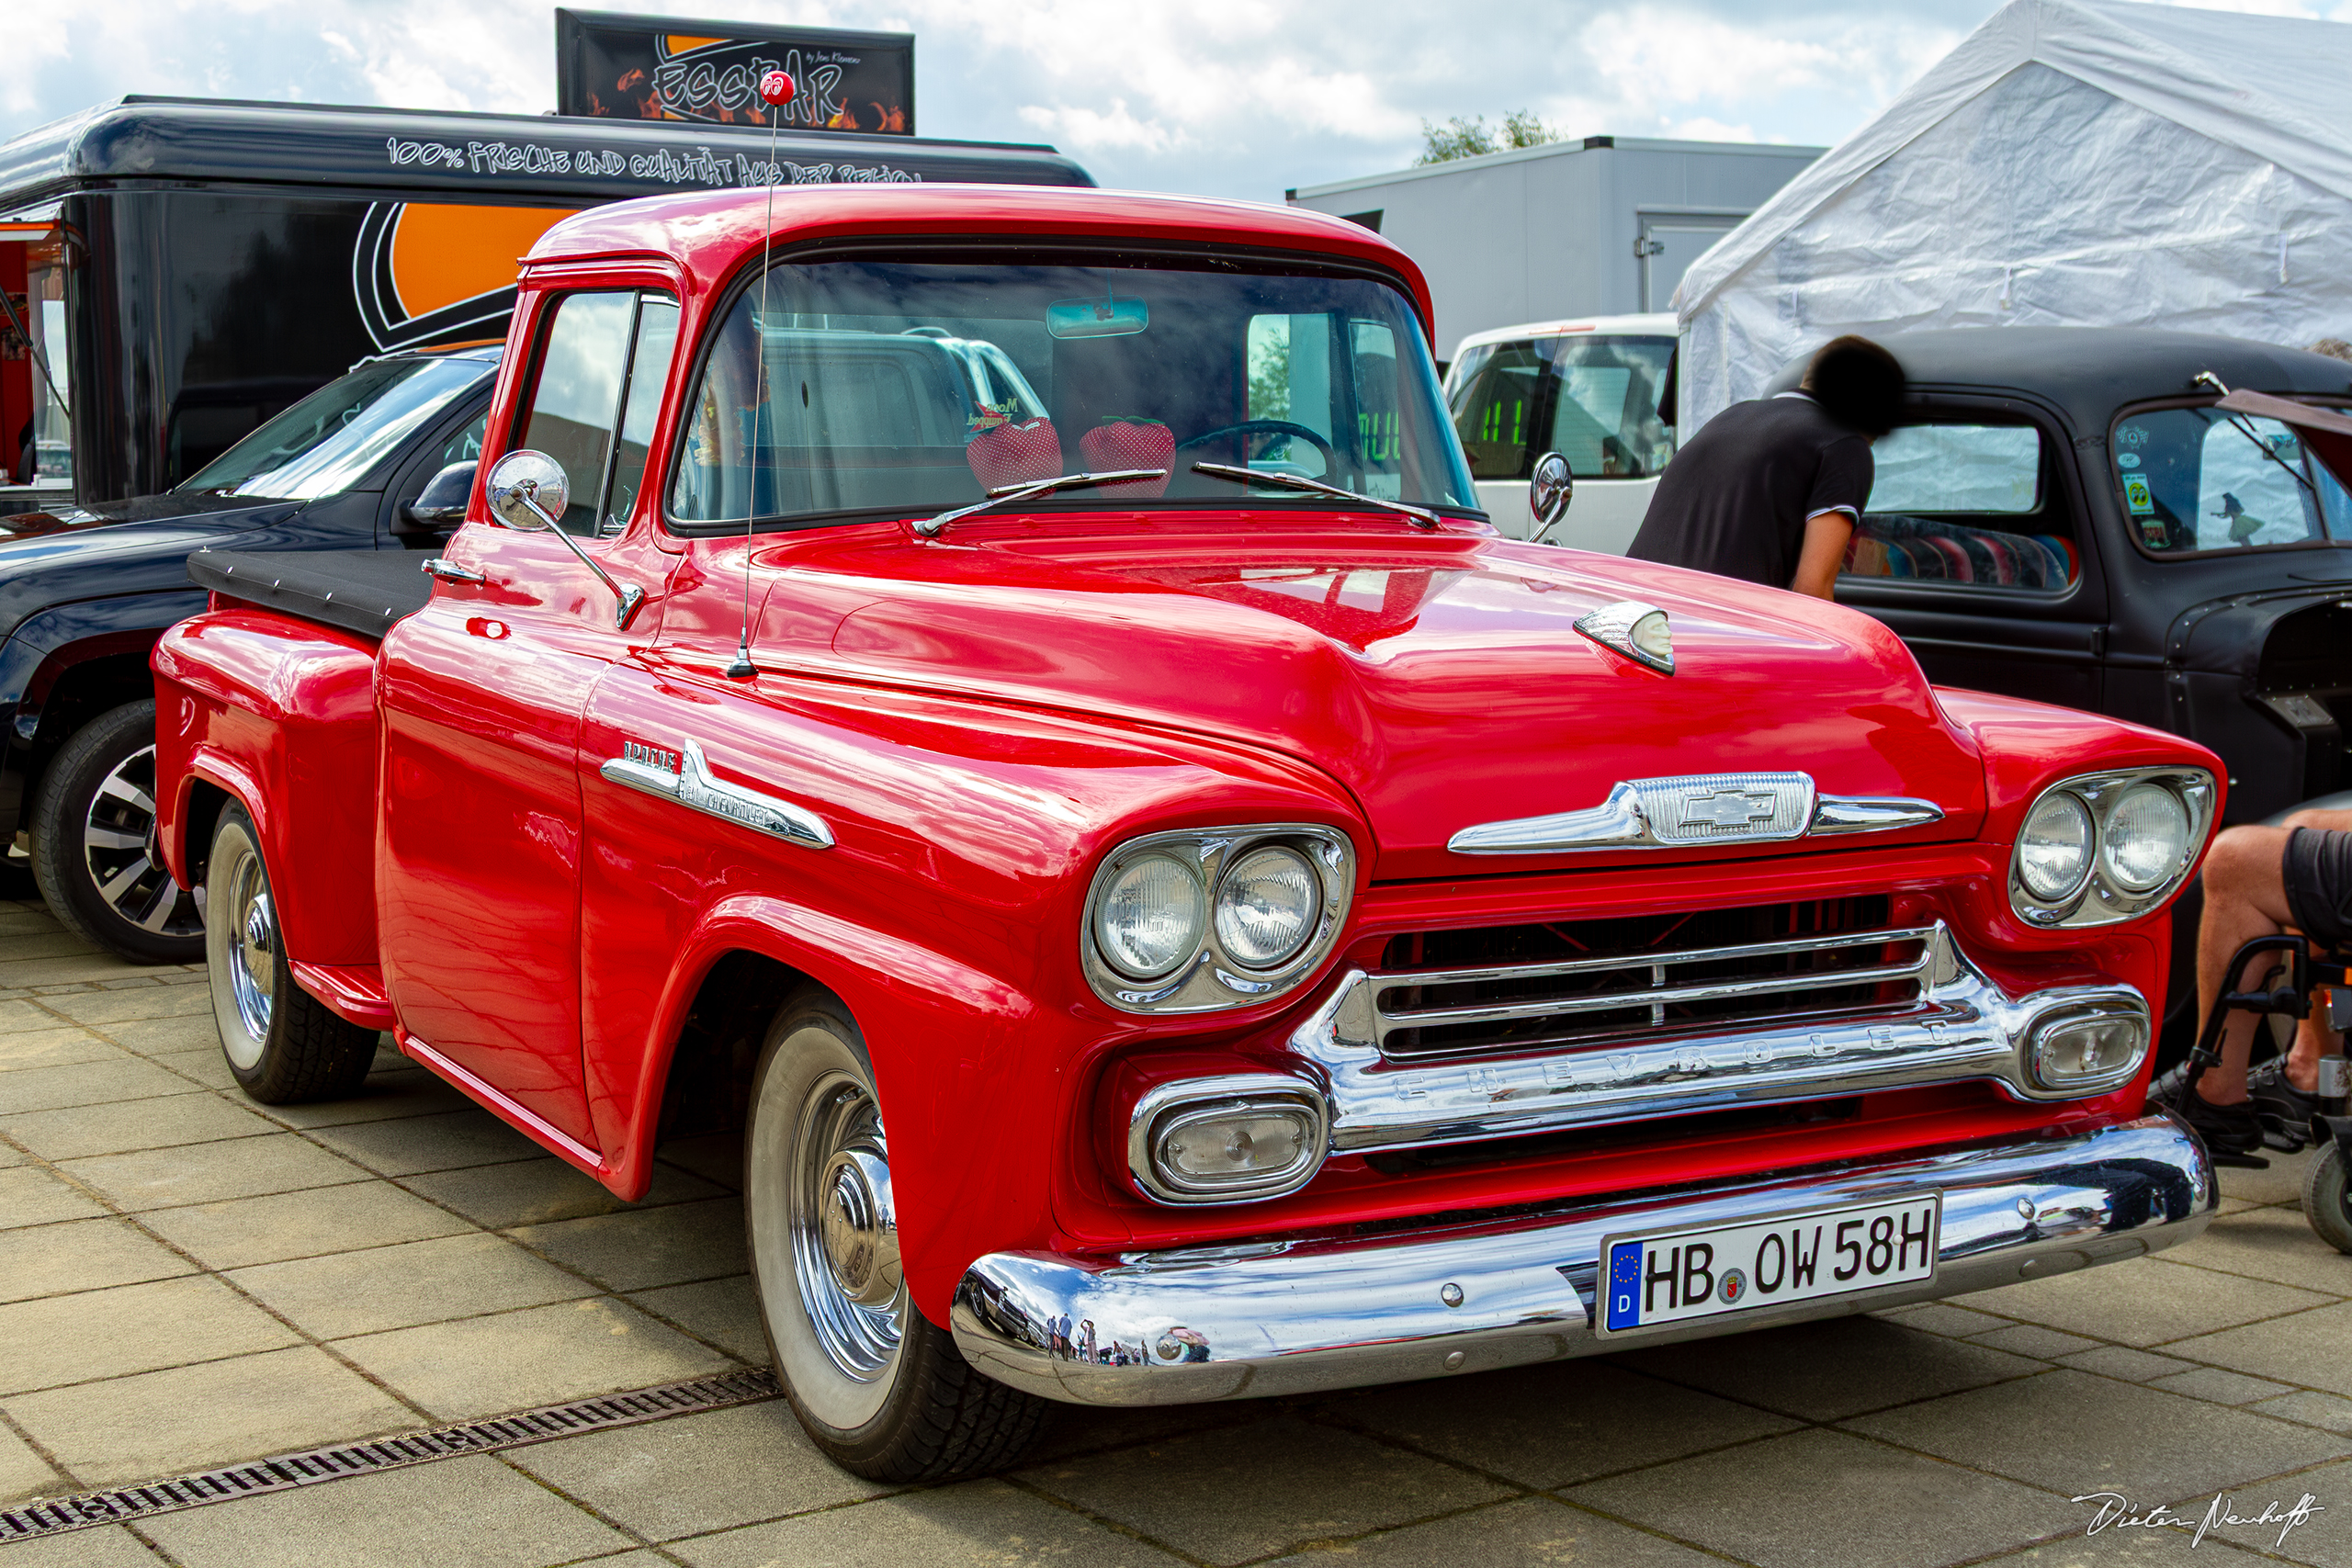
[481,447,647,631]
[486,450,568,532]
[1530,451,1573,536]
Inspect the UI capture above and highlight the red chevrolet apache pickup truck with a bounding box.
[152,183,2224,1482]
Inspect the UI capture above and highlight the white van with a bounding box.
[1444,313,1676,552]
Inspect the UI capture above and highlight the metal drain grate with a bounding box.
[0,1370,779,1545]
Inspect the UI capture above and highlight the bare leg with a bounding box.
[2193,826,2298,1105]
[2287,1010,2329,1095]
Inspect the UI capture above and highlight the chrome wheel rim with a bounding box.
[82,745,202,937]
[221,852,275,1065]
[788,1069,904,1385]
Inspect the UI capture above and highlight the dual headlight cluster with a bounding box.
[1082,824,1355,1013]
[2009,767,2215,928]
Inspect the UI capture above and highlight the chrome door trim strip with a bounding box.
[598,738,834,851]
[1290,924,2150,1152]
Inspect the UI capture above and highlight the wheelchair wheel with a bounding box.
[2304,1142,2352,1256]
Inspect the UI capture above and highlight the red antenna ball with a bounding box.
[760,71,796,106]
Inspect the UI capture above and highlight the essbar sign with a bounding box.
[556,8,914,136]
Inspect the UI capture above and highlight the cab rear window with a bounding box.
[2112,405,2352,552]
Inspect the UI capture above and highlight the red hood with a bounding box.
[741,516,1987,880]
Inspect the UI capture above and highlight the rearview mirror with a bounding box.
[485,450,568,532]
[1531,450,1573,534]
[399,460,477,537]
[1047,296,1148,339]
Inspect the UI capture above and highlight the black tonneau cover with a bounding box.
[187,549,433,641]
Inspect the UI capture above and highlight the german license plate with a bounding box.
[1596,1193,1940,1337]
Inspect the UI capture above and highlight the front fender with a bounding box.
[605,895,1040,1322]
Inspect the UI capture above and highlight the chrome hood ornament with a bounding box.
[1449,771,1943,856]
[1573,599,1673,674]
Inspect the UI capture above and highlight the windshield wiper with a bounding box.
[910,468,1168,538]
[1189,461,1441,530]
[2196,371,2315,497]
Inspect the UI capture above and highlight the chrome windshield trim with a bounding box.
[950,1114,2212,1405]
[598,738,834,851]
[1290,923,2148,1152]
[1448,773,1946,855]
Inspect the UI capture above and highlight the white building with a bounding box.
[1287,136,1822,367]
[1678,0,2352,427]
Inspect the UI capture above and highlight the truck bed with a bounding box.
[186,547,433,640]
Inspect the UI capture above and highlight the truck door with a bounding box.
[376,287,681,1152]
[1831,399,2109,713]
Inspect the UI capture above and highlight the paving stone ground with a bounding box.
[3,894,2350,1567]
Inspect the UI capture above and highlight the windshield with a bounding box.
[1448,333,1676,481]
[668,258,1475,527]
[176,355,496,501]
[2114,403,2352,553]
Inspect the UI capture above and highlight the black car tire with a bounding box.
[29,699,205,964]
[744,987,1048,1482]
[205,804,378,1103]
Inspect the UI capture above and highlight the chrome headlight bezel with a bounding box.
[2008,767,2215,929]
[1082,824,1356,1013]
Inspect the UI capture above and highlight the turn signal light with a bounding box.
[1127,1074,1328,1205]
[2026,1007,2148,1093]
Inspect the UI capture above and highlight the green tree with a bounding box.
[1415,109,1559,166]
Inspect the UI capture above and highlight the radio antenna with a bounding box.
[726,68,797,681]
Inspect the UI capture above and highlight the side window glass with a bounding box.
[513,290,681,536]
[517,291,636,534]
[603,299,681,535]
[1845,422,2077,590]
[1446,340,1544,479]
[1868,424,2042,513]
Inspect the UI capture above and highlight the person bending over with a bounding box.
[2160,809,2350,1155]
[1626,335,1905,600]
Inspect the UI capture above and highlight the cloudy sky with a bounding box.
[9,0,2351,198]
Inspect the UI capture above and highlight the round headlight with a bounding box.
[1094,852,1206,980]
[1213,845,1321,969]
[2101,783,2190,893]
[2018,792,2094,901]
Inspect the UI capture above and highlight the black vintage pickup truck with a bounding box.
[0,348,497,958]
[1766,327,2352,1048]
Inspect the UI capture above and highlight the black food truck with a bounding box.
[0,94,1088,959]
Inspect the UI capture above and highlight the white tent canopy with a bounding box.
[1677,0,2352,427]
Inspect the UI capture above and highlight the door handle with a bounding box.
[422,558,486,584]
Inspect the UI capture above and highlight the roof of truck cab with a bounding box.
[1760,327,2352,433]
[524,185,1439,338]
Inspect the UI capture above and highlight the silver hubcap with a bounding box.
[790,1072,903,1382]
[224,858,275,1055]
[83,745,202,937]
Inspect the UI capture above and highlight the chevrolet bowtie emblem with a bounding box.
[1682,789,1779,829]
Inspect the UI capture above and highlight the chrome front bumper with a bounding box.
[950,1114,2213,1406]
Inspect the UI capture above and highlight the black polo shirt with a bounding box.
[1625,392,1874,589]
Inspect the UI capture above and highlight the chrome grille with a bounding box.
[1374,897,1924,1059]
